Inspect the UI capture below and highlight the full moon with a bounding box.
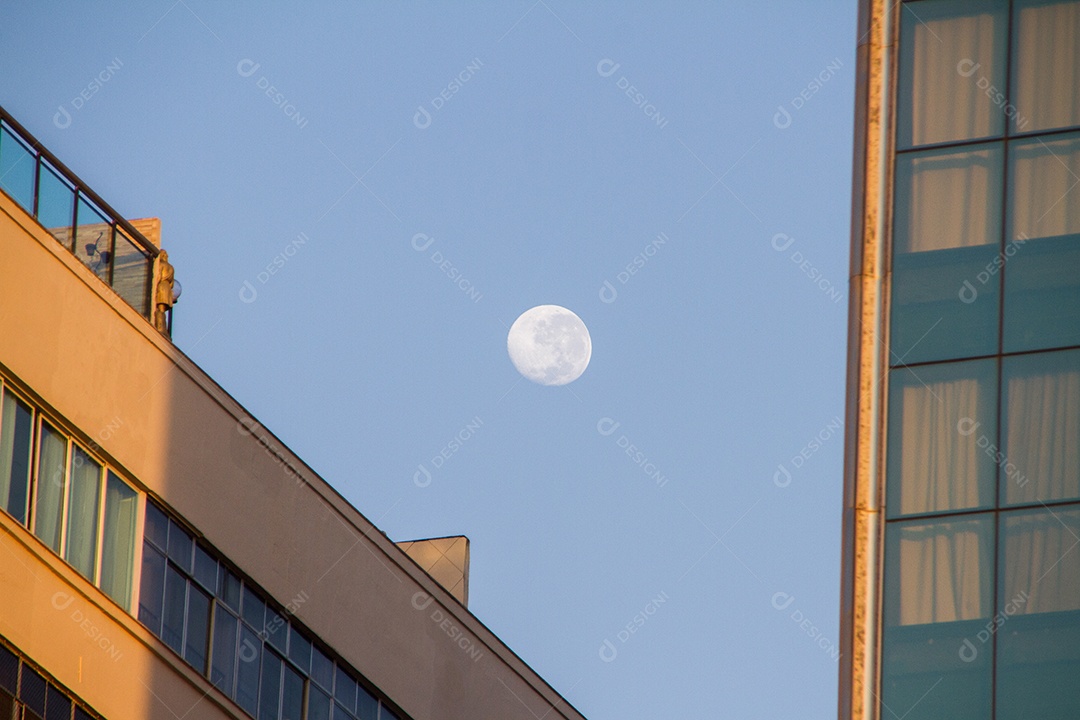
[507,305,592,386]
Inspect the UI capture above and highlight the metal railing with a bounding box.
[0,104,159,319]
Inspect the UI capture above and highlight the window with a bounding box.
[34,422,68,553]
[0,389,32,524]
[0,638,104,720]
[99,473,138,609]
[1011,0,1080,133]
[64,448,102,580]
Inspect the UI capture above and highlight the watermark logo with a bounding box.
[410,233,482,303]
[413,416,483,487]
[237,416,308,488]
[411,591,483,662]
[54,58,124,129]
[958,234,1028,303]
[957,59,1030,131]
[959,590,1028,662]
[598,591,669,662]
[771,233,843,304]
[596,59,669,129]
[413,58,484,130]
[774,416,842,487]
[596,417,668,488]
[51,591,123,662]
[237,59,309,129]
[238,232,310,304]
[771,591,840,661]
[598,232,670,304]
[957,417,1029,488]
[773,58,843,130]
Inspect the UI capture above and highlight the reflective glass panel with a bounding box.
[892,144,1003,363]
[74,194,112,282]
[34,423,67,553]
[0,391,33,525]
[897,0,1008,148]
[1004,132,1080,352]
[307,687,332,720]
[258,650,282,720]
[185,585,212,673]
[236,624,262,716]
[138,545,166,634]
[162,565,187,655]
[193,543,218,592]
[100,472,137,609]
[144,502,168,550]
[310,644,334,691]
[997,506,1080,719]
[0,126,35,211]
[282,665,304,720]
[36,161,75,249]
[887,360,997,517]
[112,229,151,317]
[1011,0,1080,133]
[167,518,193,573]
[1001,350,1080,505]
[210,606,238,696]
[64,447,101,580]
[881,515,994,720]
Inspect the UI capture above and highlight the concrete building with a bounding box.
[841,1,1080,718]
[0,106,586,720]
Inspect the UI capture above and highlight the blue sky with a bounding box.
[2,2,854,716]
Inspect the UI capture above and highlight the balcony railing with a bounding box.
[0,105,158,319]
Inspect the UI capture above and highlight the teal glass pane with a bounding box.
[887,360,997,517]
[997,507,1080,719]
[74,194,113,282]
[881,515,994,720]
[112,229,151,317]
[892,144,1003,364]
[64,447,101,580]
[99,472,137,608]
[897,0,1008,149]
[1004,132,1080,353]
[1001,349,1080,505]
[36,162,75,249]
[0,126,35,212]
[1010,0,1080,134]
[34,423,67,553]
[0,391,33,525]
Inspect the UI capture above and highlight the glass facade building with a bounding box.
[842,1,1080,719]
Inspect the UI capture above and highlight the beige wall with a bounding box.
[0,192,585,720]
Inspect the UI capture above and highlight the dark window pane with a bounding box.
[210,607,238,697]
[65,446,101,580]
[166,519,194,573]
[310,645,333,691]
[307,687,332,720]
[19,666,46,716]
[357,685,378,720]
[287,625,311,672]
[379,706,400,720]
[217,566,241,611]
[0,645,16,692]
[144,502,168,550]
[45,685,70,720]
[281,664,304,720]
[138,544,166,635]
[193,544,217,592]
[161,565,188,655]
[236,625,262,716]
[335,665,357,712]
[258,650,282,720]
[242,585,266,634]
[0,692,13,720]
[0,391,33,525]
[265,607,287,653]
[75,707,93,720]
[111,229,151,317]
[335,702,356,720]
[0,125,35,211]
[36,161,75,248]
[184,586,212,674]
[74,194,111,282]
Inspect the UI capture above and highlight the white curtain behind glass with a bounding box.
[1003,510,1080,614]
[1013,0,1080,133]
[901,2,1005,147]
[897,148,1000,253]
[895,519,990,625]
[65,448,100,580]
[1010,135,1080,241]
[34,424,67,553]
[100,473,138,607]
[1004,351,1080,503]
[893,371,986,514]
